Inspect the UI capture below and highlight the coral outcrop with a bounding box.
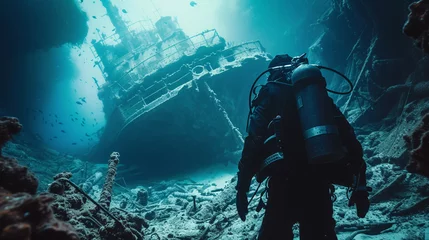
[99,152,120,209]
[0,117,79,239]
[403,0,429,54]
[0,117,22,156]
[48,153,147,240]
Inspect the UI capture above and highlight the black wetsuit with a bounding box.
[239,79,366,240]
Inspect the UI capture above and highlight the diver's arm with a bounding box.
[332,104,367,186]
[236,86,276,191]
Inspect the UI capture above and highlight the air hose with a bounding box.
[246,64,354,132]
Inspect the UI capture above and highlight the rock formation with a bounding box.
[0,117,79,239]
[403,0,429,54]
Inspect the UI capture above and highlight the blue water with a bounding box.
[5,0,329,157]
[23,46,106,155]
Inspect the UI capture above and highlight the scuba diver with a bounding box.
[235,54,371,240]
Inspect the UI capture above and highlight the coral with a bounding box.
[404,113,429,177]
[99,152,120,210]
[0,116,81,239]
[0,117,22,156]
[403,0,429,54]
[0,117,38,195]
[47,152,148,240]
[0,157,38,195]
[48,172,73,195]
[0,189,79,240]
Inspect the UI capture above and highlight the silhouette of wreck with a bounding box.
[88,2,270,180]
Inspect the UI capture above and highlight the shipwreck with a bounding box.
[87,1,271,180]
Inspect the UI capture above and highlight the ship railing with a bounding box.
[106,40,264,110]
[117,29,221,83]
[118,40,265,123]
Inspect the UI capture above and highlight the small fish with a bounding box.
[75,118,78,121]
[92,16,97,19]
[49,114,52,116]
[94,118,96,121]
[91,112,94,115]
[80,0,83,3]
[76,101,82,105]
[59,122,63,125]
[61,130,66,133]
[85,133,90,137]
[44,121,47,124]
[190,1,197,7]
[122,9,128,13]
[75,112,78,115]
[80,139,84,142]
[81,123,84,127]
[83,118,86,121]
[54,136,58,139]
[38,110,43,114]
[80,97,87,103]
[55,114,58,118]
[72,143,77,145]
[50,138,52,141]
[71,119,75,122]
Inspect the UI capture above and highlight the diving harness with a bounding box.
[246,53,362,209]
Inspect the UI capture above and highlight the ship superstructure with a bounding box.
[88,1,270,180]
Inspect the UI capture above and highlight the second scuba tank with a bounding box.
[291,64,345,164]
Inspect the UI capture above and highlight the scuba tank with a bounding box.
[248,54,354,182]
[291,64,345,164]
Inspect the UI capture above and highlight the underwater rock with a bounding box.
[119,199,127,209]
[404,113,429,177]
[99,152,120,210]
[48,172,73,195]
[48,180,66,195]
[403,0,429,54]
[144,211,156,221]
[0,117,38,195]
[0,117,22,156]
[136,189,148,206]
[0,156,38,195]
[0,116,80,239]
[47,152,148,240]
[0,190,79,240]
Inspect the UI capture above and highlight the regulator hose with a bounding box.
[246,64,354,133]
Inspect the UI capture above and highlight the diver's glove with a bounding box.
[236,189,249,221]
[348,186,372,218]
[235,171,252,221]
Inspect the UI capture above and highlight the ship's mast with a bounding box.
[100,0,135,51]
